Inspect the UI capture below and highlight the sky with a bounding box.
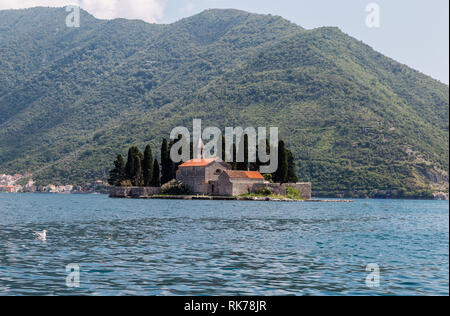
[0,0,448,84]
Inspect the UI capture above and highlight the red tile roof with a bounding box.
[179,158,218,167]
[245,171,265,179]
[224,170,264,180]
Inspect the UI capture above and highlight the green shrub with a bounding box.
[120,180,132,187]
[263,174,274,183]
[255,187,273,196]
[161,179,190,195]
[286,187,302,200]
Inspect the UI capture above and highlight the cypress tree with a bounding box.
[143,145,153,186]
[161,138,172,184]
[133,154,143,186]
[108,154,125,186]
[249,160,258,171]
[254,139,270,172]
[236,134,249,171]
[273,140,288,183]
[250,138,262,171]
[287,149,299,183]
[221,135,226,162]
[244,134,249,170]
[152,159,161,187]
[169,137,182,180]
[125,147,135,181]
[189,141,194,160]
[245,134,249,170]
[125,146,144,186]
[231,143,237,170]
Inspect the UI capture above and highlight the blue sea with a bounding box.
[0,193,448,296]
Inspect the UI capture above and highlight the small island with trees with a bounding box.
[108,138,317,201]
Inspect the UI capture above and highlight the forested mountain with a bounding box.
[0,7,448,198]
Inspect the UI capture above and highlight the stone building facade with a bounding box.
[211,170,265,196]
[176,158,266,196]
[176,158,230,194]
[175,158,312,198]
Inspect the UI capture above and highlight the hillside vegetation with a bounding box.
[0,7,448,198]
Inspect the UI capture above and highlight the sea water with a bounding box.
[0,193,448,296]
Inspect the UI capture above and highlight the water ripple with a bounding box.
[0,193,448,295]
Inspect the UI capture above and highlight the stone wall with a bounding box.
[176,162,229,194]
[205,162,230,183]
[229,179,256,196]
[283,183,312,200]
[109,186,162,198]
[109,183,312,200]
[176,166,207,194]
[250,182,312,200]
[211,175,232,196]
[252,183,286,196]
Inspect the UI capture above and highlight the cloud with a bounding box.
[0,0,166,23]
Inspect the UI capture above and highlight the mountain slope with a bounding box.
[0,7,448,198]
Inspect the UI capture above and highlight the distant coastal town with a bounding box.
[0,173,36,193]
[0,173,108,194]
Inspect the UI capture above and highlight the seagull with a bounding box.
[34,230,48,240]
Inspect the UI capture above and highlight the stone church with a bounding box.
[175,138,265,195]
[175,139,311,198]
[176,157,266,195]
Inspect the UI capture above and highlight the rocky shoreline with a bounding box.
[110,192,353,203]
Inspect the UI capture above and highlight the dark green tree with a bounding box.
[221,135,226,162]
[143,144,153,186]
[125,146,143,186]
[190,141,194,160]
[231,143,237,170]
[287,149,299,183]
[250,138,264,171]
[249,153,259,171]
[133,154,143,186]
[161,138,172,184]
[252,139,270,172]
[273,140,288,183]
[221,135,235,168]
[244,134,250,171]
[169,136,182,180]
[236,134,249,171]
[125,147,138,181]
[108,154,126,186]
[152,159,161,187]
